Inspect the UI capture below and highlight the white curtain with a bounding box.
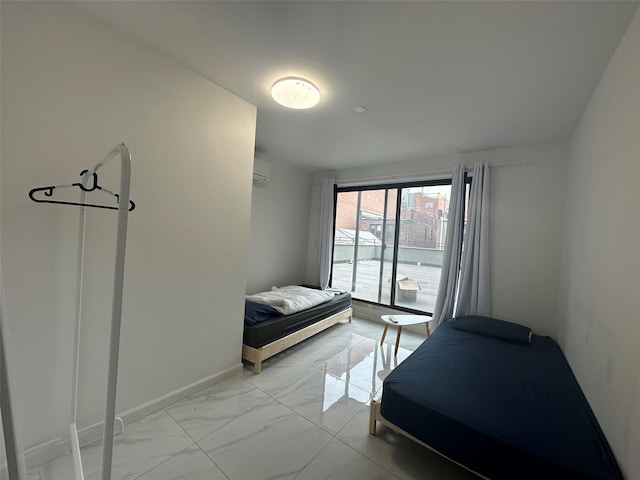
[431,165,465,328]
[432,162,491,329]
[455,162,491,317]
[318,178,337,290]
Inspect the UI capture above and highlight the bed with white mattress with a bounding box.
[242,285,352,373]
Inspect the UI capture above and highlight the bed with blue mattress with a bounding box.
[369,316,622,480]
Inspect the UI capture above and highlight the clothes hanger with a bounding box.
[28,170,135,211]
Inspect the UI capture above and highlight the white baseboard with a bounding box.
[24,363,242,470]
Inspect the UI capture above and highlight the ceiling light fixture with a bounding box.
[271,77,320,110]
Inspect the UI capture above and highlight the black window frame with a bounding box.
[330,176,469,316]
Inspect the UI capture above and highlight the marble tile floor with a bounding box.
[29,317,481,480]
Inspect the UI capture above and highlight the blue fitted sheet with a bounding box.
[380,320,622,480]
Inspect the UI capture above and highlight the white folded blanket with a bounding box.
[246,285,334,315]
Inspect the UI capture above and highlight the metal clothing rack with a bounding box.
[28,143,134,480]
[1,275,27,480]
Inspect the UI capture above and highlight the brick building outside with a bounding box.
[335,188,449,249]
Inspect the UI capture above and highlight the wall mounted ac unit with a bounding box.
[253,158,270,183]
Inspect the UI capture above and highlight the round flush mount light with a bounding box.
[271,77,320,109]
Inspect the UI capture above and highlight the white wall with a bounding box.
[0,1,256,456]
[559,8,640,478]
[308,142,568,336]
[247,159,312,294]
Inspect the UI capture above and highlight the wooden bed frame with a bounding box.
[242,307,352,374]
[369,398,489,480]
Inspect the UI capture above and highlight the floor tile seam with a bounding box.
[197,442,235,480]
[329,436,404,480]
[351,318,385,332]
[341,412,448,480]
[289,324,376,357]
[194,396,332,480]
[333,401,371,441]
[141,359,379,446]
[289,432,336,480]
[188,397,306,480]
[235,372,266,389]
[246,366,322,401]
[260,363,370,437]
[276,360,345,392]
[268,394,359,442]
[164,406,202,444]
[324,401,365,438]
[167,393,276,448]
[238,373,275,398]
[322,367,380,399]
[322,344,417,395]
[348,325,381,338]
[320,337,366,350]
[237,366,267,390]
[162,373,262,411]
[84,409,193,480]
[273,372,373,444]
[188,442,233,480]
[281,360,376,407]
[279,394,364,439]
[129,440,200,480]
[321,331,370,349]
[128,406,213,480]
[234,374,286,406]
[286,347,319,364]
[287,343,343,366]
[190,394,306,450]
[273,364,324,400]
[163,402,241,473]
[278,354,325,377]
[300,339,384,374]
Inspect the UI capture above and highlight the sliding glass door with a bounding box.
[332,189,396,303]
[331,182,452,315]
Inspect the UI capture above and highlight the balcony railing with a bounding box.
[332,244,444,313]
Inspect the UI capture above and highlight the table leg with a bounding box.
[394,326,402,356]
[425,322,431,337]
[380,324,389,345]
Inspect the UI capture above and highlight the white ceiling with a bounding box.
[76,1,638,172]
